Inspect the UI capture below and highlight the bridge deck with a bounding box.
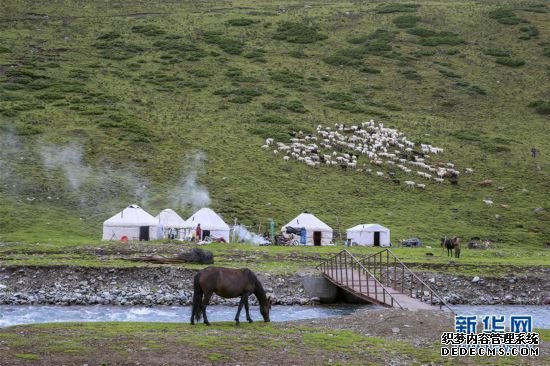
[320,266,440,311]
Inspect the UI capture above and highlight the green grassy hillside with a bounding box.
[0,0,548,246]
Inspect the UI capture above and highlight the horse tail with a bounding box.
[192,272,203,322]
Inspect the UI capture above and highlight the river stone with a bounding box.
[472,276,480,283]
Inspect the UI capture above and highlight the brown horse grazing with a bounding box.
[441,236,460,258]
[190,266,271,326]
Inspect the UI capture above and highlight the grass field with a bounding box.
[0,319,547,365]
[0,0,548,251]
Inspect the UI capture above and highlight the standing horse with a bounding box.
[190,266,271,326]
[440,236,460,258]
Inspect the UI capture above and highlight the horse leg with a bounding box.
[202,292,212,326]
[235,295,246,325]
[244,296,253,323]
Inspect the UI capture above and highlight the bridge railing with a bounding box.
[359,249,454,313]
[316,249,403,309]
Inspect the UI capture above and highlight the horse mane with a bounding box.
[247,269,268,306]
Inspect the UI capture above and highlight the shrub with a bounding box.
[323,54,359,66]
[360,65,381,74]
[439,69,461,78]
[132,24,166,36]
[419,32,464,46]
[286,100,307,113]
[377,4,420,14]
[326,92,353,102]
[288,50,307,58]
[528,100,550,115]
[257,114,291,125]
[495,57,525,67]
[401,70,422,81]
[325,102,366,113]
[519,26,539,40]
[203,31,244,55]
[97,32,120,41]
[407,27,436,37]
[262,101,282,110]
[484,48,509,57]
[470,86,487,95]
[227,18,255,26]
[393,15,421,29]
[544,48,550,57]
[488,8,525,25]
[0,45,10,53]
[273,22,327,44]
[270,70,304,87]
[244,48,267,62]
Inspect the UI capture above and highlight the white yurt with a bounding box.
[282,212,333,246]
[156,209,186,239]
[346,224,390,247]
[102,204,158,241]
[183,208,230,242]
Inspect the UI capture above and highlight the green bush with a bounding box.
[227,18,255,26]
[97,32,120,41]
[419,32,464,46]
[325,102,365,113]
[401,70,422,81]
[0,45,10,53]
[360,65,381,74]
[470,85,487,95]
[257,114,291,125]
[262,101,282,110]
[528,100,550,115]
[519,26,539,40]
[270,70,304,87]
[288,50,307,58]
[484,48,509,57]
[244,48,267,62]
[377,4,420,14]
[323,54,359,66]
[203,31,244,55]
[407,27,436,37]
[132,24,166,36]
[286,100,307,113]
[439,69,461,78]
[495,57,525,67]
[393,15,421,28]
[326,92,354,102]
[488,8,525,25]
[544,48,550,57]
[273,22,327,44]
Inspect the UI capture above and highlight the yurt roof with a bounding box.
[183,208,230,230]
[156,208,186,228]
[347,223,389,233]
[282,213,332,232]
[103,204,158,227]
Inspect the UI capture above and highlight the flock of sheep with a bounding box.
[262,120,475,190]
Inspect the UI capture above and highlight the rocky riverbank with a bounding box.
[0,266,549,306]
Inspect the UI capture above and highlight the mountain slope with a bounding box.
[0,0,548,245]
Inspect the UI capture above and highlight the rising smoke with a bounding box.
[168,151,211,211]
[40,143,90,191]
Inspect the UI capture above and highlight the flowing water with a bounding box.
[0,304,548,328]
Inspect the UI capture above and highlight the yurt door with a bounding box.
[374,232,380,246]
[313,231,322,246]
[140,226,150,241]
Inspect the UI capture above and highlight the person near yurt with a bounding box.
[102,204,158,241]
[282,212,333,246]
[183,208,230,243]
[156,208,186,240]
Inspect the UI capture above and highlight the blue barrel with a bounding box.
[300,228,307,244]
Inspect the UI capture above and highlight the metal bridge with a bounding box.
[316,249,453,312]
